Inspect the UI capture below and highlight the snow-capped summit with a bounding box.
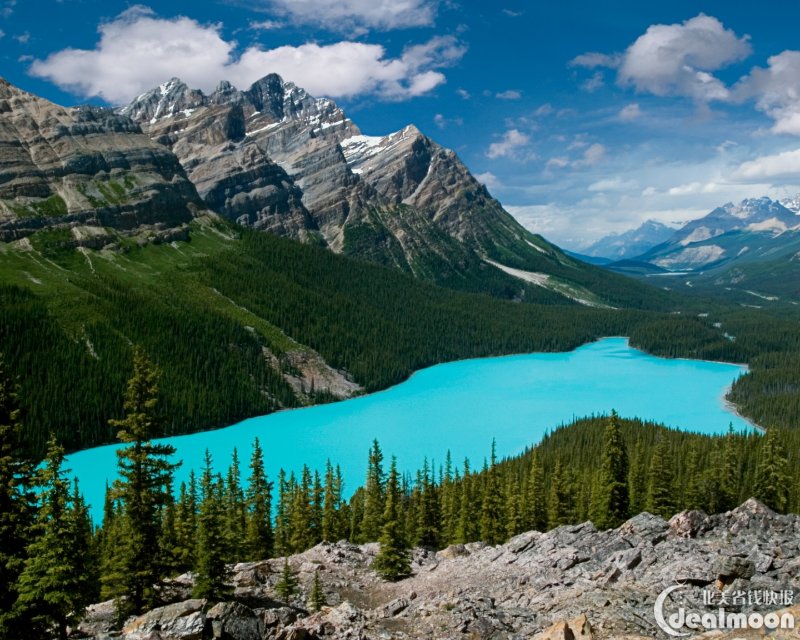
[780,193,800,213]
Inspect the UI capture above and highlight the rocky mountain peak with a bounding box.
[120,77,205,124]
[781,193,800,213]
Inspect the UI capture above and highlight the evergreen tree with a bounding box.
[415,459,439,548]
[454,459,475,544]
[307,570,327,613]
[103,348,178,615]
[523,449,547,532]
[274,469,290,556]
[172,476,197,572]
[440,451,458,545]
[289,466,315,552]
[16,438,94,640]
[683,441,704,511]
[193,451,230,600]
[547,459,574,529]
[647,436,676,519]
[0,360,35,639]
[360,440,385,543]
[373,458,410,581]
[321,461,341,542]
[224,449,246,561]
[480,442,504,545]
[754,428,790,512]
[245,438,273,560]
[591,411,630,529]
[274,558,299,603]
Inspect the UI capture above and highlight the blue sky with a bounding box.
[3,1,800,248]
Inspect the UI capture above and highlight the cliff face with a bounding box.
[0,79,203,245]
[122,75,567,289]
[78,500,800,639]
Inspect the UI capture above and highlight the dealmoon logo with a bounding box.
[654,584,795,637]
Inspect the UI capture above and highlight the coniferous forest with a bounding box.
[1,221,800,457]
[1,350,797,639]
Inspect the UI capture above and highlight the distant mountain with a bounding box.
[636,197,800,271]
[0,78,203,245]
[582,219,676,261]
[781,193,800,213]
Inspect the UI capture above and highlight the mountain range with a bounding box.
[0,74,662,308]
[584,195,800,302]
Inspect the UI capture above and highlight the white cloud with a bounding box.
[29,7,464,104]
[534,103,553,117]
[496,89,521,100]
[666,181,725,196]
[14,31,29,44]
[581,71,604,93]
[731,148,800,181]
[456,87,470,99]
[588,177,637,192]
[545,157,569,170]
[259,0,437,33]
[475,171,502,189]
[433,113,463,128]
[618,103,642,121]
[502,9,523,18]
[578,143,606,166]
[248,19,283,30]
[486,128,531,159]
[617,14,751,102]
[569,52,620,69]
[733,50,800,135]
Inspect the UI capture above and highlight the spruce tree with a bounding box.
[454,459,475,544]
[245,438,273,560]
[480,442,504,545]
[547,459,575,529]
[523,449,547,532]
[307,570,327,612]
[224,449,246,562]
[16,438,94,640]
[591,411,630,529]
[172,477,197,572]
[415,459,439,548]
[0,360,35,639]
[274,469,290,556]
[647,436,676,519]
[289,466,315,552]
[274,558,299,603]
[373,458,410,581]
[193,451,230,600]
[754,428,789,512]
[321,461,341,542]
[104,348,178,615]
[360,440,385,543]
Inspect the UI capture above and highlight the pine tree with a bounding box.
[479,442,504,544]
[591,411,630,529]
[193,451,230,600]
[716,425,740,512]
[103,348,178,615]
[647,436,676,519]
[0,359,35,639]
[415,459,439,548]
[16,438,95,640]
[372,458,410,581]
[454,459,475,544]
[245,438,273,560]
[307,570,327,612]
[683,441,704,511]
[274,558,299,603]
[360,440,385,543]
[754,428,789,512]
[274,469,290,556]
[440,451,458,545]
[172,476,197,572]
[289,466,315,552]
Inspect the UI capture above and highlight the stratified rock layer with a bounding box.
[0,78,203,244]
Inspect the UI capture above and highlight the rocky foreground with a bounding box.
[79,500,800,639]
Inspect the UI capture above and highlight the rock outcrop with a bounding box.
[77,500,800,639]
[0,78,204,245]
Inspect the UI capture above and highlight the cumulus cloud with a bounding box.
[456,87,470,100]
[433,113,463,128]
[731,148,800,181]
[29,7,464,104]
[496,89,521,100]
[733,51,800,135]
[581,71,604,93]
[475,171,502,190]
[487,128,531,159]
[258,0,437,33]
[578,143,606,166]
[588,177,637,192]
[618,103,642,121]
[617,14,751,102]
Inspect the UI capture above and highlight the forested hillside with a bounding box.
[1,216,799,456]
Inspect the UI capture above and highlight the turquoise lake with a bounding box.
[66,337,753,522]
